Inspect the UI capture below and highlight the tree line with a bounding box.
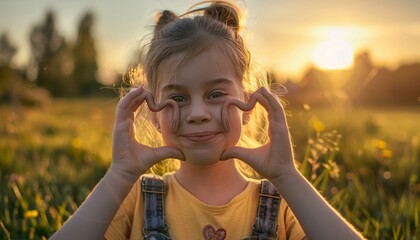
[1,10,418,107]
[0,10,107,105]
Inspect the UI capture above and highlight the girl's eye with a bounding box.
[169,95,187,103]
[209,91,226,99]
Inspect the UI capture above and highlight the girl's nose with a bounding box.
[185,100,212,123]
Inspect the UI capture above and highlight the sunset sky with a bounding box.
[1,0,420,81]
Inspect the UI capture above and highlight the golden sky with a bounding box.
[1,0,420,81]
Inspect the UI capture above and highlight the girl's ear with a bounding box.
[243,91,251,103]
[242,112,250,125]
[242,91,252,125]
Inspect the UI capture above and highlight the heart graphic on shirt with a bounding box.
[203,225,226,240]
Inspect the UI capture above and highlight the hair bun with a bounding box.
[155,10,178,32]
[204,1,241,32]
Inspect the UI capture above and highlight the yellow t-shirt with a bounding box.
[105,172,306,240]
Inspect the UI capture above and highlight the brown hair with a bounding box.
[145,1,250,95]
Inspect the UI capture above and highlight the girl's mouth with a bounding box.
[181,131,221,143]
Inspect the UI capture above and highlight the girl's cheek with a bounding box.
[225,108,243,147]
[228,106,243,124]
[157,109,174,129]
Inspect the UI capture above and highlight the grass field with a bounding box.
[0,98,419,239]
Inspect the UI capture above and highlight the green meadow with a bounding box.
[0,99,419,239]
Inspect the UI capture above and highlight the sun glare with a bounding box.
[313,38,354,70]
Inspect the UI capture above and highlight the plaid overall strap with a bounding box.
[141,176,172,240]
[242,179,282,240]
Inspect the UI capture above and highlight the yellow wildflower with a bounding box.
[311,116,325,132]
[374,139,386,149]
[25,210,39,218]
[71,137,81,149]
[381,149,393,158]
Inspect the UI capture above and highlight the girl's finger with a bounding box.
[151,99,180,134]
[128,118,135,143]
[154,146,185,162]
[117,90,152,124]
[221,91,265,132]
[124,89,180,134]
[255,88,289,138]
[220,146,252,162]
[115,88,145,123]
[259,87,286,123]
[127,92,149,112]
[118,87,144,109]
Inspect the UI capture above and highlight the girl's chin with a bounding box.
[182,149,224,166]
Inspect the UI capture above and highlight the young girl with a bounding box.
[51,1,364,239]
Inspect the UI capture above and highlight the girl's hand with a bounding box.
[220,87,297,183]
[111,87,184,182]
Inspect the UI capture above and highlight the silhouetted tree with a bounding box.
[356,64,420,105]
[0,33,17,67]
[0,32,51,107]
[0,32,19,103]
[0,33,28,109]
[343,51,376,105]
[29,10,75,96]
[73,11,101,95]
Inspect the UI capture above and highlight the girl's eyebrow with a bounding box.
[161,78,234,92]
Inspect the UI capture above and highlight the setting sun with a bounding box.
[313,38,354,70]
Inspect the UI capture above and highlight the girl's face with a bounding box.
[155,45,245,165]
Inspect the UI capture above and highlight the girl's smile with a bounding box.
[180,131,223,143]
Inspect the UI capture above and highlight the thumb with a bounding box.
[154,146,185,161]
[220,146,252,161]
